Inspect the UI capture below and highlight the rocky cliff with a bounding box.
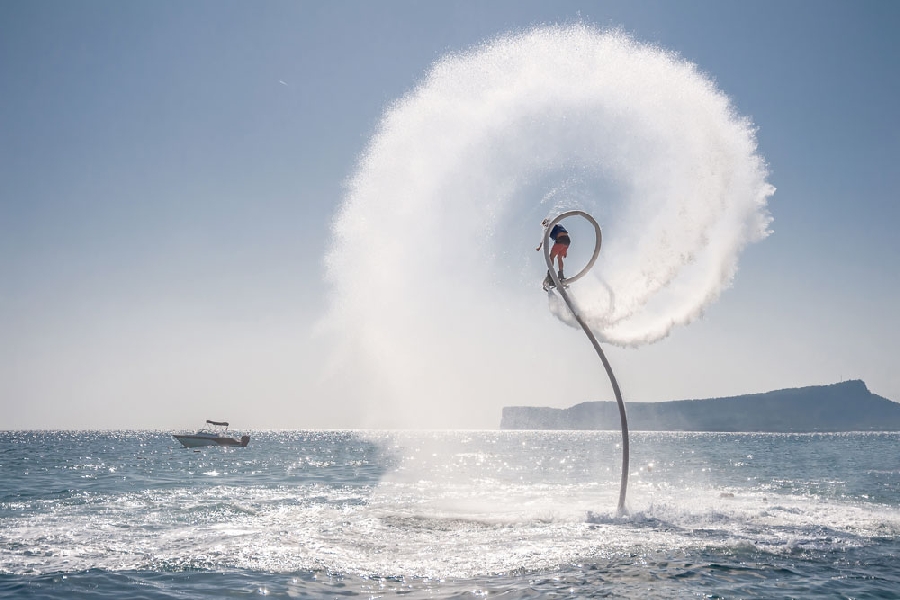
[500,380,900,431]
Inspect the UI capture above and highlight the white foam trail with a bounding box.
[322,26,774,425]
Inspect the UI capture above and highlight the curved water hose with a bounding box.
[543,210,629,515]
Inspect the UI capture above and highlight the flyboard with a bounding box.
[542,211,630,515]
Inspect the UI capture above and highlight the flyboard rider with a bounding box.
[536,218,570,291]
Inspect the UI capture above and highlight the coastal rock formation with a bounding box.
[500,380,900,432]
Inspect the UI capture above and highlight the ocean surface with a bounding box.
[1,430,898,599]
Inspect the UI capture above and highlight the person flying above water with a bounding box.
[536,218,571,290]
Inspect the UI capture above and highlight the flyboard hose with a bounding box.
[543,211,629,515]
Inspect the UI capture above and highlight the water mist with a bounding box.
[323,25,774,428]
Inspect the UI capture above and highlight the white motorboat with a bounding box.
[173,420,250,448]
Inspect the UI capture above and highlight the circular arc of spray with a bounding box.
[543,210,630,515]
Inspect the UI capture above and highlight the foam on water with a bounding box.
[5,476,898,579]
[3,432,898,582]
[322,26,774,426]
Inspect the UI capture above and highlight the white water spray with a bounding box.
[323,25,773,427]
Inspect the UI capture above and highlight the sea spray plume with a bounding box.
[322,25,774,427]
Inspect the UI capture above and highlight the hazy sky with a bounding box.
[2,1,898,430]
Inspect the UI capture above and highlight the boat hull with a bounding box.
[173,434,250,448]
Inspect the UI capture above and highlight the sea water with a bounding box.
[1,430,898,598]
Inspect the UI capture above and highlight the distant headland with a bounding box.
[500,380,900,432]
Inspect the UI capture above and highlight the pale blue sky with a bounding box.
[1,1,898,429]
